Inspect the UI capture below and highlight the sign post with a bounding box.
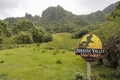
[87,62,91,80]
[75,34,105,80]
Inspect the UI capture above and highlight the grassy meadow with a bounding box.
[0,33,119,80]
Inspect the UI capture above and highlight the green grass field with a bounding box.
[0,33,119,80]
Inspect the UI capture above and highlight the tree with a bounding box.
[15,31,33,44]
[0,20,8,37]
[32,31,43,43]
[0,37,3,43]
[12,20,35,34]
[105,36,120,68]
[32,27,52,43]
[42,33,53,42]
[107,1,120,20]
[72,28,89,39]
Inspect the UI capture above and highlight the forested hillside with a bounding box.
[4,2,119,33]
[80,1,118,24]
[4,5,89,33]
[41,5,90,32]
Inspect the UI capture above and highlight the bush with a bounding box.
[0,60,4,63]
[99,71,120,79]
[32,27,53,43]
[42,33,53,42]
[53,49,59,55]
[0,37,3,43]
[56,60,62,64]
[46,47,54,50]
[105,35,120,68]
[12,20,35,34]
[15,31,33,44]
[62,51,66,53]
[72,29,89,39]
[32,31,43,43]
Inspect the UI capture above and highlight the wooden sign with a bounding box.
[75,34,105,62]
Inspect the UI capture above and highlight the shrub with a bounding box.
[72,29,89,39]
[99,73,107,78]
[56,60,62,64]
[53,49,59,55]
[105,35,120,68]
[14,31,33,44]
[99,71,120,79]
[46,47,54,50]
[32,31,43,43]
[62,51,66,53]
[32,27,52,43]
[0,37,3,43]
[0,60,4,63]
[42,33,53,42]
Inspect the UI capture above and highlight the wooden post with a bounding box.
[87,62,91,80]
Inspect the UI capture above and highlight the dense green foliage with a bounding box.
[0,20,52,44]
[95,2,120,68]
[32,27,52,43]
[0,20,9,37]
[14,31,33,44]
[71,28,89,39]
[105,36,120,68]
[107,2,120,20]
[11,20,35,34]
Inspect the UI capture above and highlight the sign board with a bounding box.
[75,34,105,62]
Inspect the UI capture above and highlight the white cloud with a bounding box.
[0,0,119,19]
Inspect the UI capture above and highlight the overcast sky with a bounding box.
[0,0,119,19]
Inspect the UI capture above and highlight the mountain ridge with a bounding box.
[4,1,119,33]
